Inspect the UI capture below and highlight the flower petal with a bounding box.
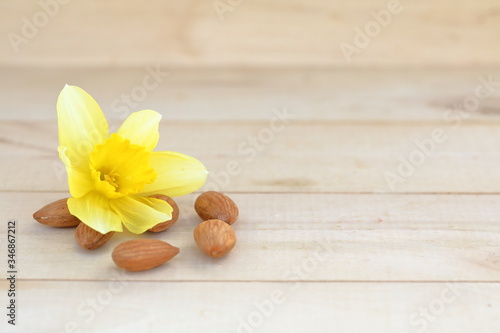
[68,192,122,234]
[116,110,161,151]
[58,146,93,198]
[57,85,108,168]
[139,151,208,197]
[110,196,172,234]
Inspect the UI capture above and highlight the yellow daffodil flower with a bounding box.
[57,85,207,234]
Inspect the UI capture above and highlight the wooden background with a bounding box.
[1,0,500,332]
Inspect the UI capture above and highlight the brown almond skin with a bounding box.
[33,198,81,228]
[148,194,179,232]
[194,191,239,225]
[112,239,180,272]
[194,219,236,258]
[75,223,115,250]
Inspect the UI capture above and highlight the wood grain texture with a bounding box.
[1,67,500,121]
[1,0,499,67]
[2,120,500,193]
[1,280,499,333]
[2,192,499,282]
[1,1,500,330]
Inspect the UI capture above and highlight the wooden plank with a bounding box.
[1,67,500,121]
[2,192,500,282]
[1,1,499,67]
[1,280,499,332]
[1,121,500,193]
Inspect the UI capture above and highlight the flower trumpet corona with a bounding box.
[57,85,207,234]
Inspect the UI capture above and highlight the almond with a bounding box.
[194,191,239,225]
[112,239,180,271]
[148,194,179,232]
[75,223,115,250]
[194,219,236,258]
[33,198,81,228]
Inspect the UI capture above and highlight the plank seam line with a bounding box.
[3,190,500,195]
[5,120,500,127]
[9,279,500,284]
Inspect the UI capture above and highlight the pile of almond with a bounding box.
[194,191,239,257]
[33,191,239,272]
